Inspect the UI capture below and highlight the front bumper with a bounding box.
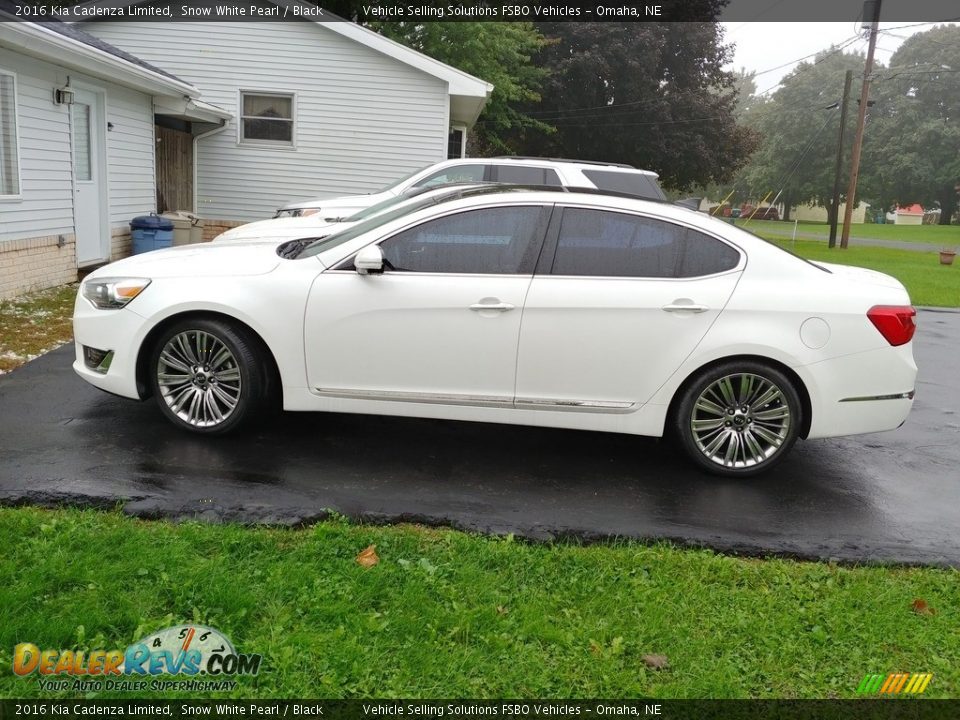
[72,297,148,400]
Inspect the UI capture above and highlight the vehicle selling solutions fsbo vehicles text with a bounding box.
[361,5,662,19]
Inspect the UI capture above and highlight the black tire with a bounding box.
[148,318,269,435]
[673,360,803,477]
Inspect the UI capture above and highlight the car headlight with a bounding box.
[82,277,151,310]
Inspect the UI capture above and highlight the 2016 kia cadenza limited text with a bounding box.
[74,187,918,477]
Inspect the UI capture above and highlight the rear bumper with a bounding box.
[799,343,917,439]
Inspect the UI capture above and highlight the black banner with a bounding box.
[1,700,960,720]
[1,0,960,23]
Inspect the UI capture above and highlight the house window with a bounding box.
[0,70,20,196]
[240,92,294,146]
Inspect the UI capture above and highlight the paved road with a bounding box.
[1,309,958,566]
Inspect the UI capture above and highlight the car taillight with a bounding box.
[867,305,916,346]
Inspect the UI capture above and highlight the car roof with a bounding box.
[490,156,638,171]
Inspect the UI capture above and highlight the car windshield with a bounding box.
[377,164,433,194]
[335,184,465,223]
[295,185,552,259]
[297,193,457,258]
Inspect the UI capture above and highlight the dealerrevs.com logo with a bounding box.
[13,625,261,692]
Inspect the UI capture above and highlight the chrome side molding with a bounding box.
[839,390,915,402]
[313,387,638,413]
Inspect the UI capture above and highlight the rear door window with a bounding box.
[550,208,740,278]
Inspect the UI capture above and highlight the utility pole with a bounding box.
[829,70,853,248]
[840,0,881,249]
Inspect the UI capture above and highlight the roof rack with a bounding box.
[450,183,671,204]
[491,156,636,170]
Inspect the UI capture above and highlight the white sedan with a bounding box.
[73,187,917,476]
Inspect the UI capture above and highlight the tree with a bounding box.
[367,21,549,152]
[508,21,757,189]
[733,48,866,223]
[861,25,960,224]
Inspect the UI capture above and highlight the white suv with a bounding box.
[275,157,664,217]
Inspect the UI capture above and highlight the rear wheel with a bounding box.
[149,318,268,434]
[674,361,802,477]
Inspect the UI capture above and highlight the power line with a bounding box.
[489,35,867,123]
[750,35,860,78]
[753,36,866,97]
[771,107,840,195]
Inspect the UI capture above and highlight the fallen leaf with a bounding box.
[496,605,509,615]
[589,639,603,656]
[356,544,379,568]
[642,653,670,670]
[912,598,936,616]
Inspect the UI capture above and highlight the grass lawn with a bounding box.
[0,284,76,374]
[738,219,960,245]
[0,507,957,699]
[762,239,960,308]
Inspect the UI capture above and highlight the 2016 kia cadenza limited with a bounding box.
[74,187,917,477]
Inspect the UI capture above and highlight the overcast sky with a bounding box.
[721,22,946,92]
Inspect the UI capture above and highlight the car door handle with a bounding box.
[661,302,709,313]
[469,302,515,312]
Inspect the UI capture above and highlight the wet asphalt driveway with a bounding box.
[1,308,958,566]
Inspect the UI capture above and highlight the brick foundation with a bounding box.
[0,221,248,299]
[0,234,78,300]
[202,219,245,242]
[110,226,133,261]
[0,227,135,300]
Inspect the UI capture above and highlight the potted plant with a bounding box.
[939,248,957,265]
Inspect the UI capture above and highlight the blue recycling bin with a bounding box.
[130,214,174,254]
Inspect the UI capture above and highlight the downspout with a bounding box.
[192,120,228,215]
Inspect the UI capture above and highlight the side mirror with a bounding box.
[354,245,385,275]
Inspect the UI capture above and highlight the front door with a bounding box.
[304,205,550,404]
[72,88,108,266]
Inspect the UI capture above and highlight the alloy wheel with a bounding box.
[689,372,792,469]
[156,330,243,428]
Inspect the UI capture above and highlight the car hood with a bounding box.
[88,242,285,279]
[815,262,907,291]
[216,216,340,242]
[281,189,394,212]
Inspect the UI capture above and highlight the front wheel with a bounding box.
[148,318,268,434]
[674,361,802,477]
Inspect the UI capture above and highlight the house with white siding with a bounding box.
[79,0,492,232]
[0,12,215,298]
[0,0,491,298]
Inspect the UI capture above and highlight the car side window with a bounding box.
[379,206,545,275]
[491,165,563,186]
[551,208,740,278]
[412,164,487,188]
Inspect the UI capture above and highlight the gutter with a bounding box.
[0,22,197,98]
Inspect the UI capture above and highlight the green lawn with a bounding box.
[0,507,957,699]
[739,219,960,245]
[763,239,960,308]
